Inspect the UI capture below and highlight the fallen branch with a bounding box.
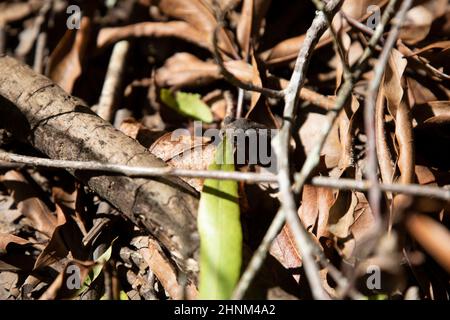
[0,56,199,273]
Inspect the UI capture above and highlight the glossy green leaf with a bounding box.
[198,137,242,299]
[160,88,213,123]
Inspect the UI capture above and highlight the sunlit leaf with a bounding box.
[160,89,213,123]
[198,137,242,299]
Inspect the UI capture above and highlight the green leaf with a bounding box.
[160,89,213,123]
[198,137,242,299]
[76,238,117,296]
[120,290,129,300]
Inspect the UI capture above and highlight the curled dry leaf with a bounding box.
[119,118,167,148]
[406,214,450,274]
[119,118,215,191]
[327,190,358,240]
[395,95,415,185]
[97,21,209,51]
[0,233,30,254]
[412,100,450,123]
[237,0,254,58]
[270,225,302,281]
[33,204,85,272]
[298,185,335,239]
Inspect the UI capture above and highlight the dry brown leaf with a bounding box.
[271,186,334,278]
[412,100,450,122]
[150,132,216,191]
[245,51,269,123]
[337,95,360,170]
[237,0,254,58]
[299,112,342,169]
[406,214,450,274]
[139,238,197,299]
[0,233,30,253]
[158,0,238,57]
[48,16,91,93]
[0,1,42,25]
[341,193,375,259]
[383,49,407,117]
[399,0,448,45]
[262,0,386,65]
[395,96,415,185]
[270,225,302,280]
[155,52,254,88]
[119,118,167,149]
[327,190,358,239]
[33,204,84,271]
[155,52,221,87]
[298,185,335,239]
[406,40,450,57]
[1,171,57,238]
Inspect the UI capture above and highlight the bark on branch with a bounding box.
[0,55,199,273]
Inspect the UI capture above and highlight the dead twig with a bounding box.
[1,151,448,200]
[311,0,351,78]
[0,56,199,273]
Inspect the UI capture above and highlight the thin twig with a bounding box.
[33,32,47,74]
[273,0,344,300]
[364,0,413,222]
[341,12,384,44]
[313,177,450,200]
[232,209,286,299]
[0,151,275,183]
[354,0,399,69]
[311,0,351,78]
[2,151,448,200]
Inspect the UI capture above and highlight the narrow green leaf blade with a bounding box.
[160,89,213,123]
[198,137,242,299]
[76,238,116,296]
